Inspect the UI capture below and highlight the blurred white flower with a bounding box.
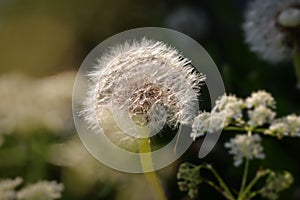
[0,177,23,191]
[81,38,204,147]
[0,190,16,200]
[278,7,300,28]
[245,90,275,109]
[17,181,63,200]
[225,134,265,167]
[212,94,244,125]
[0,72,75,139]
[266,114,300,138]
[247,105,276,127]
[0,177,22,200]
[243,0,299,63]
[164,6,209,39]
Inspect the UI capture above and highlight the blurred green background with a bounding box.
[0,0,300,199]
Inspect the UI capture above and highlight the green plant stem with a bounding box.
[238,170,271,200]
[202,178,234,200]
[238,159,250,200]
[205,165,235,200]
[138,126,167,200]
[224,126,265,134]
[293,46,300,88]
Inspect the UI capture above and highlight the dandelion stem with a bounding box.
[238,159,249,199]
[293,46,300,88]
[138,126,167,200]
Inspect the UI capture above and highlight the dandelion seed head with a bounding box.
[81,38,205,148]
[243,0,300,63]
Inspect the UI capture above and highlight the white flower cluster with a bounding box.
[191,91,277,140]
[245,91,277,128]
[243,0,300,63]
[17,181,64,200]
[0,178,63,200]
[0,72,75,144]
[265,114,300,138]
[224,134,265,167]
[191,90,300,167]
[0,177,22,200]
[191,111,225,140]
[213,95,244,125]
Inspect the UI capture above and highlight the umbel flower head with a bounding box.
[243,0,300,63]
[81,38,205,151]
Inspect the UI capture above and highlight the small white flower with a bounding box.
[265,114,300,138]
[285,114,300,136]
[247,105,276,127]
[191,112,211,140]
[265,122,289,138]
[245,90,276,109]
[212,94,244,125]
[191,111,225,140]
[17,181,64,200]
[243,0,299,63]
[225,134,265,167]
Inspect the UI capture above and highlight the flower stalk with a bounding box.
[138,126,167,200]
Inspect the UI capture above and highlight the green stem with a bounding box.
[238,159,250,199]
[238,170,270,200]
[224,126,265,134]
[138,126,167,200]
[205,165,235,200]
[293,46,300,88]
[202,178,234,200]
